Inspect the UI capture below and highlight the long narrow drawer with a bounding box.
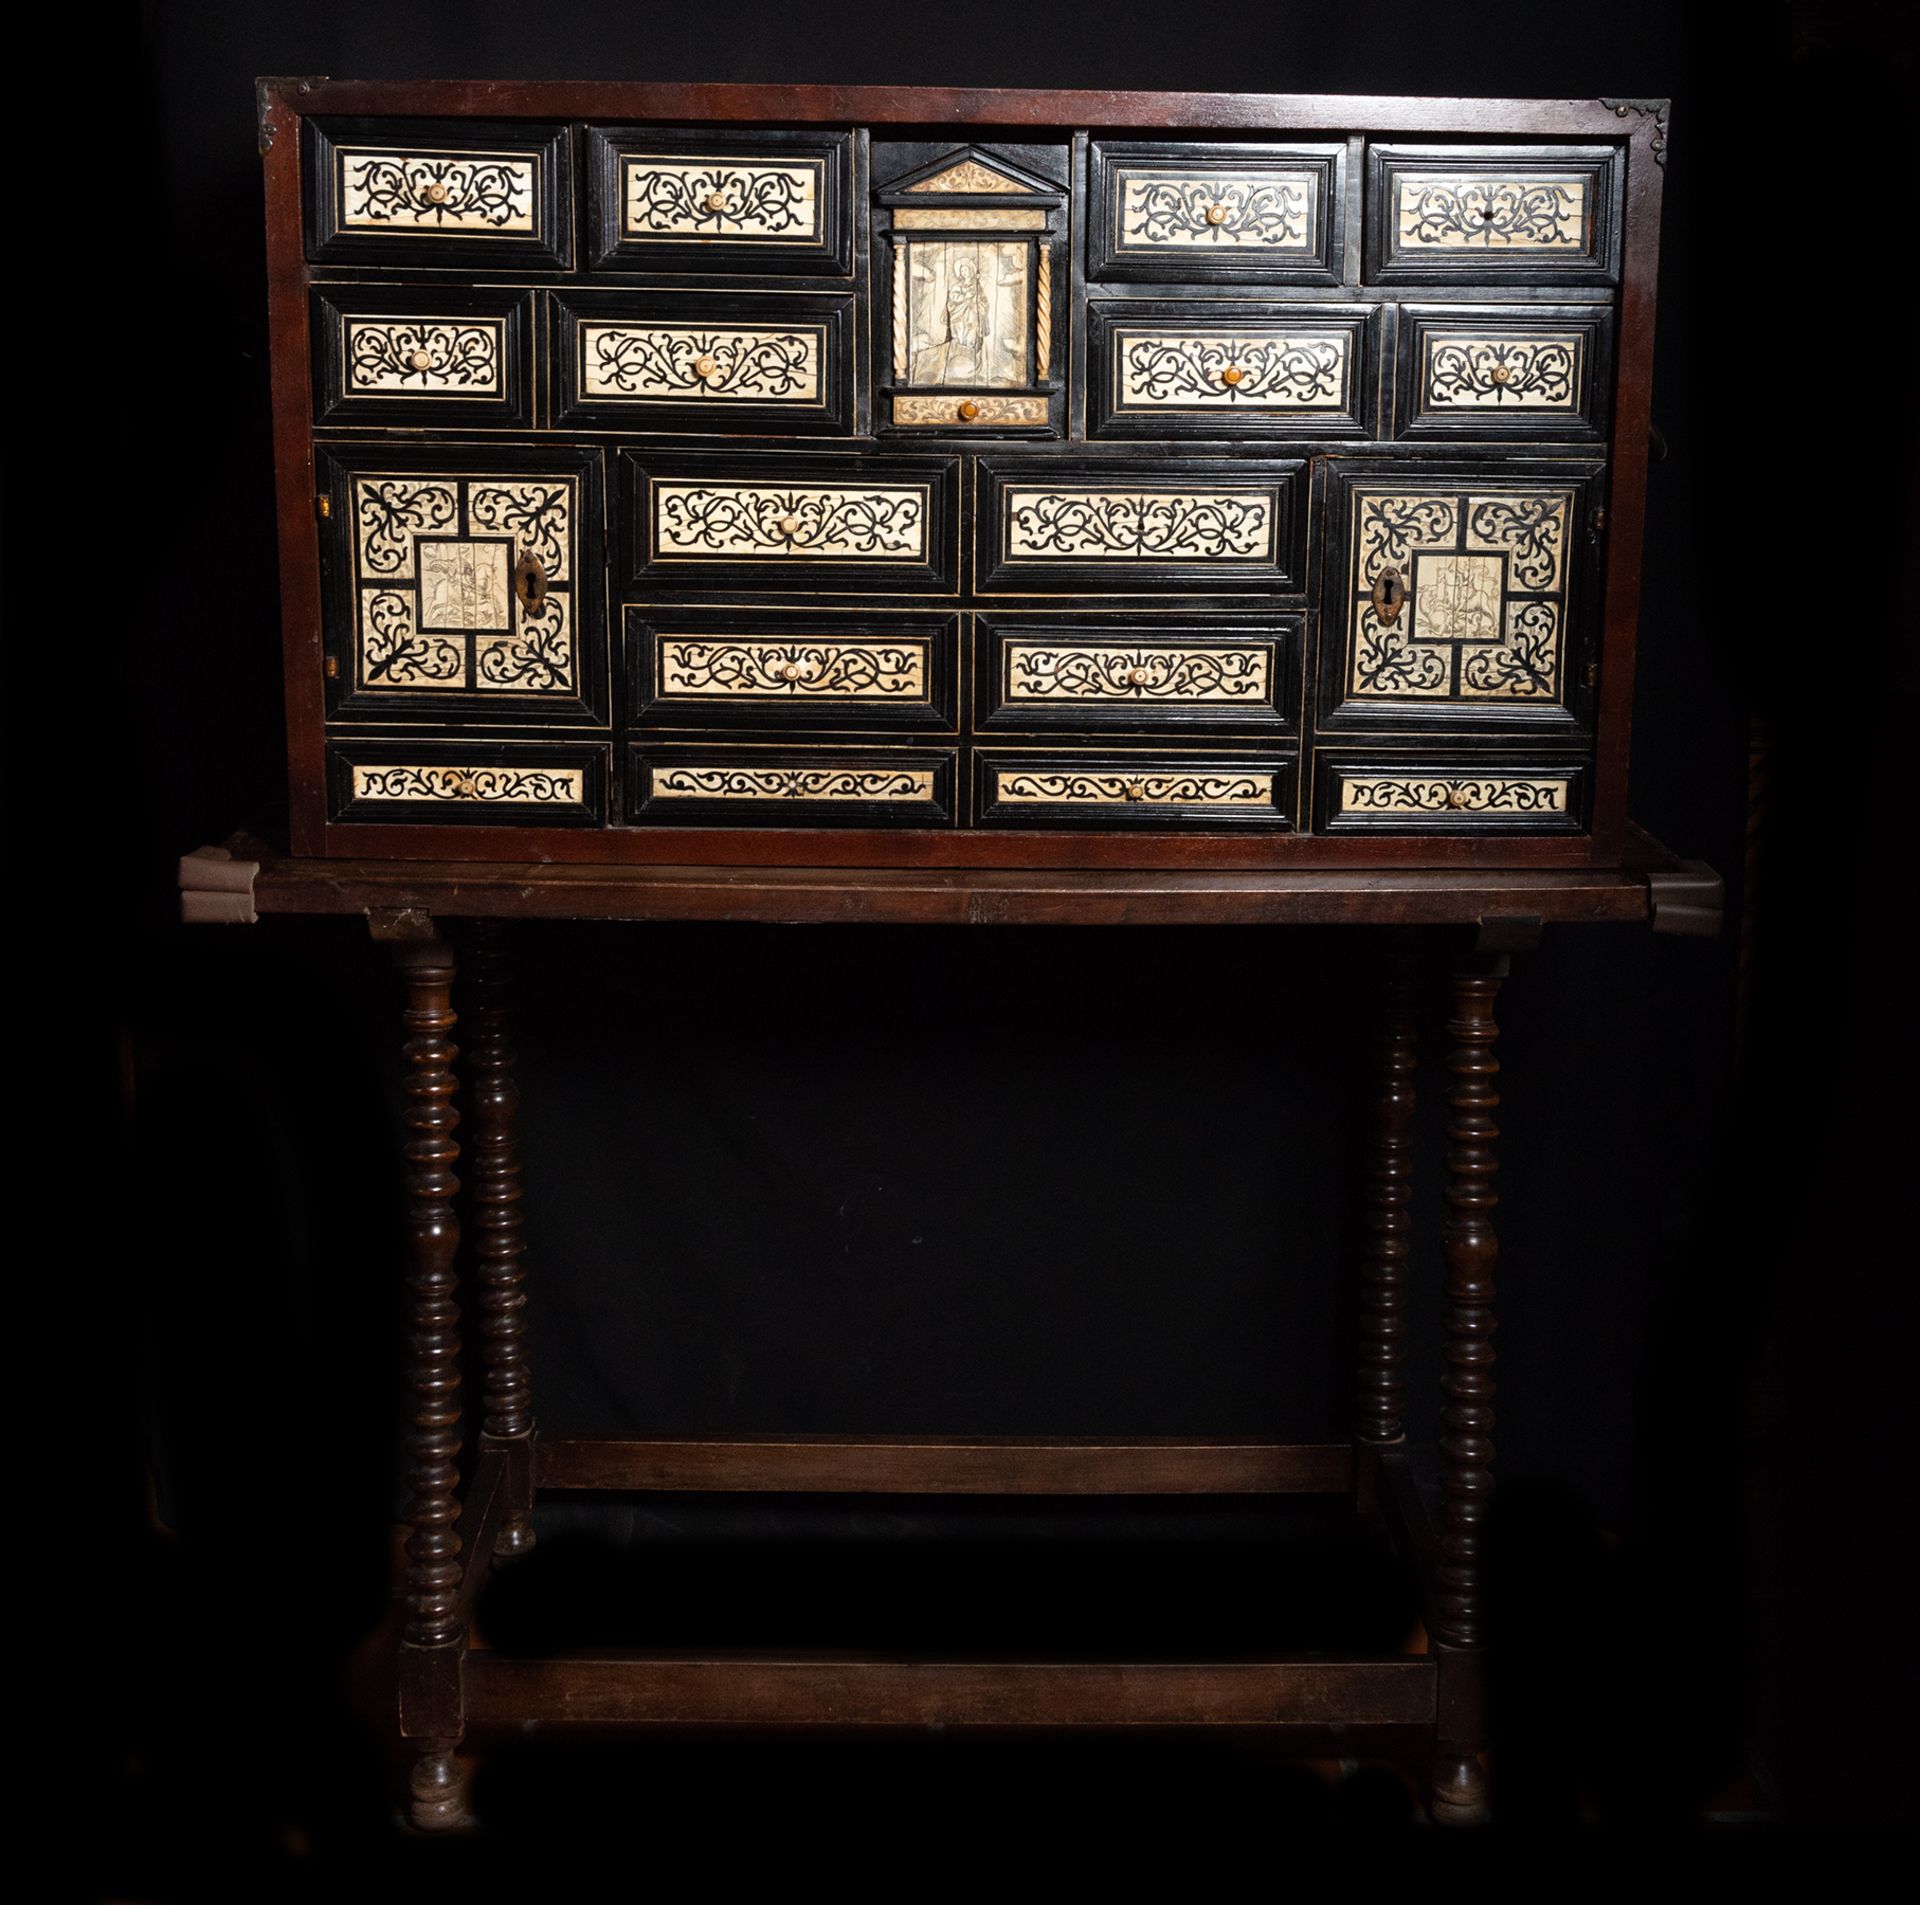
[554,290,855,433]
[975,615,1295,732]
[626,609,958,731]
[977,455,1304,595]
[1314,752,1588,834]
[974,750,1295,830]
[1086,300,1375,439]
[311,285,533,427]
[304,117,572,268]
[585,127,853,274]
[1365,144,1622,284]
[630,746,957,826]
[327,739,608,825]
[622,453,959,593]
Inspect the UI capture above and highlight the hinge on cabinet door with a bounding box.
[1590,506,1607,536]
[1583,661,1599,689]
[316,495,332,519]
[324,656,340,679]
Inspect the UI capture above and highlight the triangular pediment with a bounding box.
[879,145,1063,203]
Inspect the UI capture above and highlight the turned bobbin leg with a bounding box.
[1428,950,1506,1826]
[466,919,537,1557]
[390,927,471,1831]
[1354,931,1422,1516]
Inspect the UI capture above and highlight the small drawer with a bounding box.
[586,128,853,275]
[317,443,607,727]
[977,455,1304,595]
[327,738,607,826]
[1318,458,1602,734]
[627,608,958,731]
[1086,300,1375,439]
[622,453,959,593]
[975,615,1295,733]
[1365,145,1622,285]
[629,746,956,826]
[311,285,532,428]
[553,290,854,433]
[1393,304,1612,441]
[1314,752,1588,834]
[304,118,571,269]
[975,750,1295,830]
[1087,141,1345,283]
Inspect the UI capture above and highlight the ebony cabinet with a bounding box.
[262,85,1670,868]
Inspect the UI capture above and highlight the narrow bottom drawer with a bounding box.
[974,750,1295,830]
[630,745,957,827]
[1314,752,1588,833]
[327,738,608,825]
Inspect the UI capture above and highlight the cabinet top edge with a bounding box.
[254,79,1667,139]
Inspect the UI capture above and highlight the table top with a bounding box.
[180,826,1721,933]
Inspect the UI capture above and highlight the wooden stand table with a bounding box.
[180,826,1721,1827]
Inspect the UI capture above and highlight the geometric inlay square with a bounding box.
[417,538,512,631]
[1409,550,1504,644]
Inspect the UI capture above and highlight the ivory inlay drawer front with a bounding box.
[1316,754,1587,833]
[304,119,572,268]
[1088,141,1345,282]
[623,455,958,591]
[326,739,607,825]
[975,750,1294,830]
[553,291,854,432]
[1320,463,1603,730]
[629,747,957,825]
[979,457,1302,593]
[318,446,606,726]
[975,615,1294,733]
[311,287,532,427]
[586,129,853,274]
[1393,305,1611,442]
[657,483,925,559]
[1085,301,1374,438]
[1366,145,1622,284]
[627,609,958,731]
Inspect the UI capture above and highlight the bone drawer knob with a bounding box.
[407,349,434,371]
[422,180,450,204]
[692,355,719,378]
[1205,202,1229,224]
[1220,365,1245,387]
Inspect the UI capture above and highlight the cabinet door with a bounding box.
[1316,459,1604,735]
[317,444,607,727]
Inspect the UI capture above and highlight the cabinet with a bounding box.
[230,80,1699,1829]
[261,82,1670,871]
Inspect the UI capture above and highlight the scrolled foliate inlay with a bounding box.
[994,769,1273,806]
[1118,331,1346,409]
[1118,170,1316,250]
[654,484,927,561]
[350,472,578,695]
[1348,485,1574,703]
[652,766,936,802]
[1395,174,1588,251]
[621,157,821,241]
[340,150,537,233]
[581,324,822,403]
[1005,488,1274,562]
[1339,776,1568,814]
[1425,335,1580,410]
[351,764,585,805]
[345,319,503,394]
[658,639,927,700]
[1006,643,1270,703]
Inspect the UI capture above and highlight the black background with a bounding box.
[52,0,1920,1885]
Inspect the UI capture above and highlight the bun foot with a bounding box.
[494,1516,537,1558]
[408,1747,474,1832]
[1428,1750,1489,1826]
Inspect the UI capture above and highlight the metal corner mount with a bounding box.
[1600,98,1670,167]
[257,75,327,155]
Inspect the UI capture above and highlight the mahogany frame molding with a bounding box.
[259,82,1668,871]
